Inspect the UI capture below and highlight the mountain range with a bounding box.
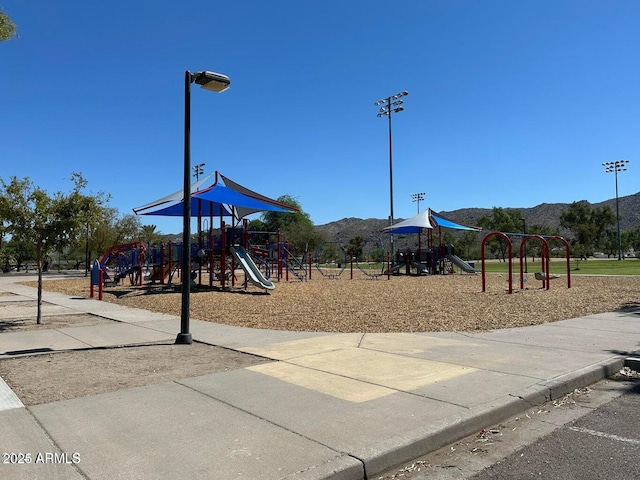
[315,192,640,246]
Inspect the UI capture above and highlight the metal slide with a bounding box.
[230,245,276,290]
[446,254,478,273]
[411,261,429,274]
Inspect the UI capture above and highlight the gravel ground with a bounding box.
[23,270,640,333]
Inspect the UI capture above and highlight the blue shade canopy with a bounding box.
[132,174,214,215]
[382,209,481,234]
[138,197,233,217]
[135,174,297,218]
[192,185,294,214]
[430,211,482,231]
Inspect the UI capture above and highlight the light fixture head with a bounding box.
[193,71,231,93]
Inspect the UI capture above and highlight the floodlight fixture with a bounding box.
[411,192,425,213]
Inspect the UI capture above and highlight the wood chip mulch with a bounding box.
[22,271,640,333]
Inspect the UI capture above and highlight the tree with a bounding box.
[140,224,163,248]
[88,208,142,262]
[524,224,559,260]
[622,227,640,256]
[560,201,615,257]
[247,218,269,246]
[478,207,523,260]
[458,230,480,260]
[0,174,103,324]
[260,195,324,255]
[0,7,17,43]
[345,236,364,260]
[600,230,618,258]
[3,237,35,271]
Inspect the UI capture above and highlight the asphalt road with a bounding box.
[377,370,640,480]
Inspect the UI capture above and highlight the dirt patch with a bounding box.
[0,342,268,406]
[0,313,114,332]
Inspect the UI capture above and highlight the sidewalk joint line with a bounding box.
[174,379,352,453]
[25,406,91,479]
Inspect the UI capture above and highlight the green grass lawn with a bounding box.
[480,258,640,275]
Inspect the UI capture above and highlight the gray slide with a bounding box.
[446,254,478,273]
[411,261,429,274]
[230,245,275,290]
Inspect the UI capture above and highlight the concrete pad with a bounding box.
[247,362,397,402]
[406,368,542,407]
[360,332,486,355]
[0,408,84,479]
[363,334,614,380]
[0,376,23,411]
[183,368,471,475]
[552,314,640,334]
[0,330,91,357]
[29,382,363,480]
[238,333,363,360]
[472,322,640,354]
[57,323,173,347]
[286,347,476,392]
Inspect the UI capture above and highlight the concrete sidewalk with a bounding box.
[1,273,639,479]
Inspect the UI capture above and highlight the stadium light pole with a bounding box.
[177,70,230,345]
[193,163,206,182]
[193,162,206,274]
[375,91,408,260]
[411,192,425,214]
[519,217,528,273]
[602,160,629,261]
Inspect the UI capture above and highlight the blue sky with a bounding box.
[1,1,638,235]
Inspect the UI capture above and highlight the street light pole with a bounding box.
[602,160,629,261]
[177,70,230,345]
[375,91,408,261]
[411,192,425,214]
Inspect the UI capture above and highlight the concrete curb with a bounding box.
[359,357,626,478]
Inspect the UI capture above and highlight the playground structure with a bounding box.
[97,242,146,287]
[379,209,482,276]
[89,171,308,298]
[249,230,310,283]
[93,172,582,297]
[480,231,571,294]
[90,221,315,298]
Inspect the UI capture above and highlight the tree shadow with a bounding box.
[0,319,29,332]
[616,301,640,314]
